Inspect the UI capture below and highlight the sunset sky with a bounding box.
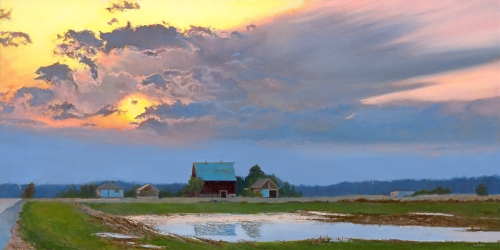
[1,0,499,185]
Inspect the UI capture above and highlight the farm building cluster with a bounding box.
[96,161,280,198]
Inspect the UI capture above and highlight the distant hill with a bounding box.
[296,176,500,197]
[0,181,186,198]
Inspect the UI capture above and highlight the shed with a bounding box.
[192,161,236,198]
[390,191,415,198]
[96,181,124,198]
[250,178,280,198]
[136,184,159,198]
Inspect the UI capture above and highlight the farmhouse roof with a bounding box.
[250,178,280,189]
[96,182,124,190]
[192,162,236,181]
[137,184,158,191]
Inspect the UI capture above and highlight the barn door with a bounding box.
[269,190,277,198]
[220,190,227,198]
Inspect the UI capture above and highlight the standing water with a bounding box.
[127,213,500,242]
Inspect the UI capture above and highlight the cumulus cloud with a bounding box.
[3,1,498,147]
[35,63,78,89]
[100,24,189,53]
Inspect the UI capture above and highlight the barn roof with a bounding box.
[193,162,236,181]
[250,178,279,189]
[97,182,123,190]
[137,184,158,191]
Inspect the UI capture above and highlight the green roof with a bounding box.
[193,162,236,181]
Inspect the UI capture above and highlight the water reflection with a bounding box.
[241,222,263,238]
[194,223,236,236]
[156,221,500,243]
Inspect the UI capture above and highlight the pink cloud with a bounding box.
[362,61,500,105]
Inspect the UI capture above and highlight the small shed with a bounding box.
[96,181,124,198]
[192,161,236,198]
[136,184,159,198]
[250,178,279,198]
[390,191,415,198]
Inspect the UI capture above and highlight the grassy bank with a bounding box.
[19,201,500,249]
[19,201,118,249]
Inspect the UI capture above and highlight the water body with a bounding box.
[0,199,24,249]
[132,213,500,243]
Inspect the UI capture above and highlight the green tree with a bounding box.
[475,184,488,196]
[56,185,80,198]
[244,164,267,188]
[21,182,35,198]
[124,184,140,198]
[184,177,204,196]
[79,183,96,198]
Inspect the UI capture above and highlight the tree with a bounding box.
[80,183,96,198]
[56,185,79,198]
[21,182,35,198]
[124,184,140,198]
[184,177,204,196]
[475,184,488,196]
[245,165,266,187]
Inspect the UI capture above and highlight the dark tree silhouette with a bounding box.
[21,182,35,198]
[475,184,488,196]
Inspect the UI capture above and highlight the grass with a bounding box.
[19,201,500,249]
[87,200,500,219]
[19,201,119,250]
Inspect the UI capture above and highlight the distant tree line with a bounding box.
[412,186,451,196]
[56,183,97,198]
[295,176,500,197]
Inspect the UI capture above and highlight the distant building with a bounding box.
[250,178,279,198]
[192,161,236,198]
[136,184,159,198]
[96,181,124,198]
[390,191,415,198]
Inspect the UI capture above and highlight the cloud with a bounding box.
[0,8,11,20]
[79,56,99,81]
[0,104,14,114]
[0,31,32,47]
[3,1,499,148]
[141,73,169,89]
[14,87,54,106]
[137,100,217,120]
[362,61,500,105]
[35,63,78,89]
[100,24,188,53]
[137,117,168,134]
[48,101,79,120]
[106,1,140,12]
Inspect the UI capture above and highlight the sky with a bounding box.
[0,0,499,185]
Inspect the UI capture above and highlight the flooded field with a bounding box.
[127,212,500,242]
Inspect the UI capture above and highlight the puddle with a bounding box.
[93,232,138,239]
[128,213,500,242]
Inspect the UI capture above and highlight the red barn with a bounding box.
[192,162,236,198]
